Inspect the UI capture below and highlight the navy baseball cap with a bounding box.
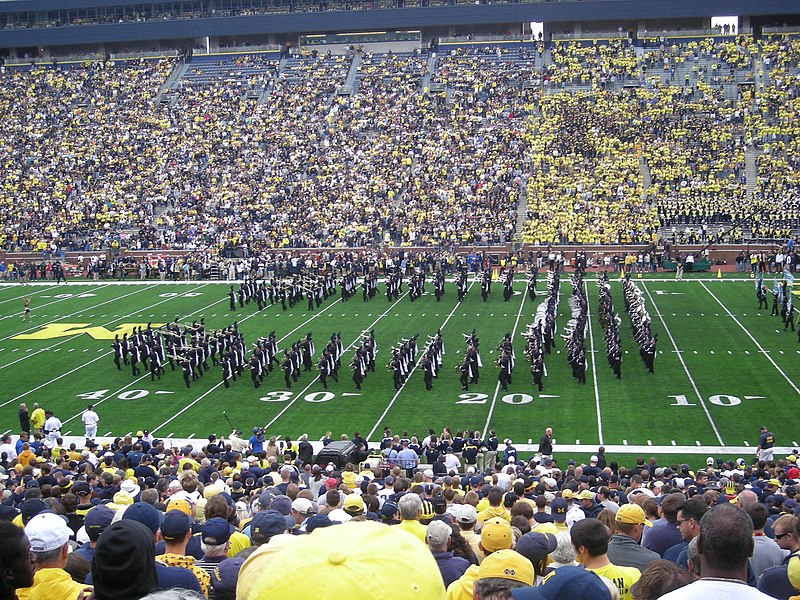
[550,498,568,522]
[84,506,114,539]
[380,502,399,519]
[122,501,163,535]
[250,510,287,540]
[211,557,245,599]
[202,517,233,545]
[161,510,192,541]
[512,566,611,600]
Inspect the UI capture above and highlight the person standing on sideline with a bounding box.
[756,426,775,463]
[43,410,62,447]
[21,297,31,321]
[30,403,45,436]
[82,405,100,441]
[675,258,683,282]
[18,403,30,433]
[538,427,554,460]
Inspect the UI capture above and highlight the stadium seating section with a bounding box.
[1,34,799,252]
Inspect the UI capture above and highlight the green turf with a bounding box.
[0,274,796,463]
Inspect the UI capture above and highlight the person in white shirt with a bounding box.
[659,503,774,599]
[81,404,100,440]
[0,434,17,461]
[43,410,62,446]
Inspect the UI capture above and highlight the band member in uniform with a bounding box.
[527,267,538,302]
[532,355,544,391]
[502,269,514,302]
[180,356,192,388]
[457,272,467,303]
[281,352,294,389]
[228,286,236,311]
[458,357,470,391]
[481,269,491,302]
[111,335,123,370]
[22,297,31,321]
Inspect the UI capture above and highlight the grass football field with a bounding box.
[0,272,798,466]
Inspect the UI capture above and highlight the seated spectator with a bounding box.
[90,520,158,600]
[608,504,660,573]
[194,518,233,579]
[570,517,641,600]
[17,512,90,600]
[397,493,427,543]
[630,560,694,600]
[473,549,534,599]
[426,520,469,588]
[116,502,203,595]
[658,504,773,599]
[515,530,558,585]
[235,521,445,598]
[158,511,210,596]
[0,521,36,600]
[73,506,114,565]
[511,565,613,599]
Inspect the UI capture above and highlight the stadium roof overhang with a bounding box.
[0,0,796,47]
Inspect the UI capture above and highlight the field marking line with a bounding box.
[367,282,476,440]
[700,281,800,398]
[584,280,604,445]
[0,288,104,321]
[149,294,347,435]
[0,285,222,410]
[58,291,238,424]
[0,284,207,371]
[0,285,161,343]
[262,292,412,433]
[641,282,725,445]
[482,283,528,437]
[0,284,63,306]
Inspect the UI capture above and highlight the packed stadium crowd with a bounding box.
[0,36,799,255]
[1,418,799,599]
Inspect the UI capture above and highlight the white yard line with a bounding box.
[0,284,208,371]
[367,282,476,439]
[700,281,800,398]
[585,280,604,445]
[0,285,159,343]
[482,285,528,437]
[641,282,725,445]
[149,295,347,435]
[0,289,99,320]
[262,292,412,433]
[0,284,63,305]
[0,286,221,409]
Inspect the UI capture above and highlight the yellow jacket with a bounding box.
[17,567,90,600]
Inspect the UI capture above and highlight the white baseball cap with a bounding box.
[25,512,71,552]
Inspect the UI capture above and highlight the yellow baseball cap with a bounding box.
[575,490,594,501]
[236,521,445,599]
[615,503,652,527]
[478,549,534,585]
[166,498,192,516]
[481,517,513,552]
[788,555,800,592]
[343,494,365,514]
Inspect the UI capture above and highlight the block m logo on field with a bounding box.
[13,323,163,340]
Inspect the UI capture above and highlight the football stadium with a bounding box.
[1,0,800,597]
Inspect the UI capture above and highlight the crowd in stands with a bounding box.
[1,36,800,255]
[2,421,800,599]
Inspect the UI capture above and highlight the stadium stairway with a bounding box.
[745,146,758,200]
[639,156,652,196]
[155,60,189,105]
[421,53,437,92]
[339,52,362,95]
